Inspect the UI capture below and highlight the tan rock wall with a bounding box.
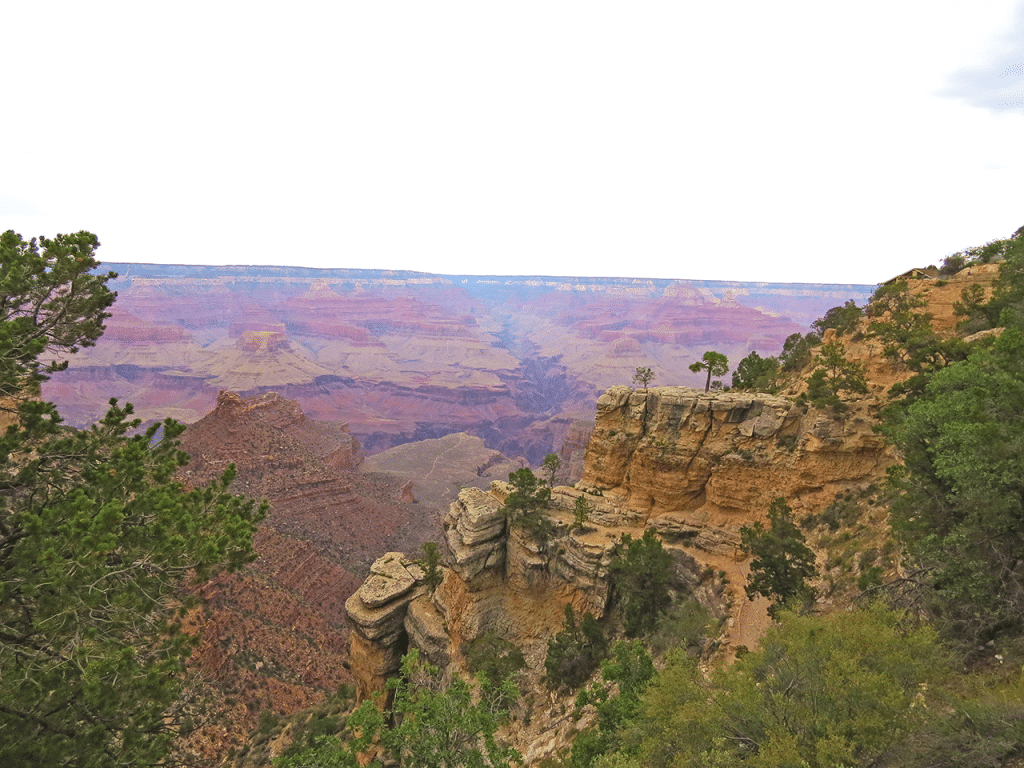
[581,386,893,529]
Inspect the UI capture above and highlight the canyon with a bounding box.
[337,265,996,764]
[42,264,873,463]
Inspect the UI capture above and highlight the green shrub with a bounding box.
[545,605,608,692]
[463,633,526,695]
[609,530,674,637]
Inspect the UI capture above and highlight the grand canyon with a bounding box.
[32,262,883,761]
[43,264,874,463]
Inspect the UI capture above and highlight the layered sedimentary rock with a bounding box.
[175,392,433,755]
[43,264,873,463]
[581,386,892,536]
[345,477,729,760]
[345,379,900,762]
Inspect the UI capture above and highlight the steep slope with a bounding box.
[174,392,425,759]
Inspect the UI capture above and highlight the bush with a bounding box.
[544,605,608,692]
[502,467,554,545]
[647,600,714,657]
[463,632,526,690]
[609,530,674,637]
[811,299,864,337]
[740,497,816,617]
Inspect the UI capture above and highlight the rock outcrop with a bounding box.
[345,383,900,763]
[581,386,892,536]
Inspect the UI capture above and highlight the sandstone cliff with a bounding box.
[343,374,909,763]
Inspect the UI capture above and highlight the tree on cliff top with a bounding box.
[0,231,265,766]
[689,351,728,392]
[632,366,654,389]
[501,467,553,544]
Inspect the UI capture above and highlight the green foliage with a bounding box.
[730,351,780,392]
[608,529,673,637]
[385,650,521,767]
[542,452,563,487]
[278,650,521,768]
[631,366,654,389]
[881,327,1024,648]
[952,282,989,333]
[463,632,526,706]
[689,351,729,392]
[417,541,444,590]
[0,230,117,401]
[0,235,266,767]
[740,498,816,616]
[544,604,608,691]
[572,495,591,530]
[868,279,961,373]
[502,468,553,544]
[274,702,380,768]
[571,640,656,768]
[806,340,869,412]
[801,490,863,532]
[608,605,947,768]
[982,234,1024,329]
[646,599,715,657]
[940,251,968,275]
[779,331,821,372]
[810,299,863,337]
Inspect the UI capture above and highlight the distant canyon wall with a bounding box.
[43,264,873,461]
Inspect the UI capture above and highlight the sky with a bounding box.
[2,1,1022,285]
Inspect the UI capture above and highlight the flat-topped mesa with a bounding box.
[581,385,892,533]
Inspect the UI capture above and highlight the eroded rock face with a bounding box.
[345,385,899,763]
[345,553,427,700]
[581,386,892,532]
[346,481,724,763]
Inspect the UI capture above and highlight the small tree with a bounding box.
[868,279,941,370]
[740,497,816,617]
[544,604,608,692]
[779,331,821,372]
[806,341,869,410]
[731,350,780,392]
[280,650,522,768]
[541,452,563,487]
[632,366,654,389]
[573,495,591,530]
[417,541,444,590]
[502,468,553,544]
[463,633,526,708]
[811,299,863,337]
[571,640,656,768]
[689,351,729,392]
[609,529,674,637]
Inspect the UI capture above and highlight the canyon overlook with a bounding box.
[42,264,873,463]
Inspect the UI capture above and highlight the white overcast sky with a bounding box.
[3,1,1023,284]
